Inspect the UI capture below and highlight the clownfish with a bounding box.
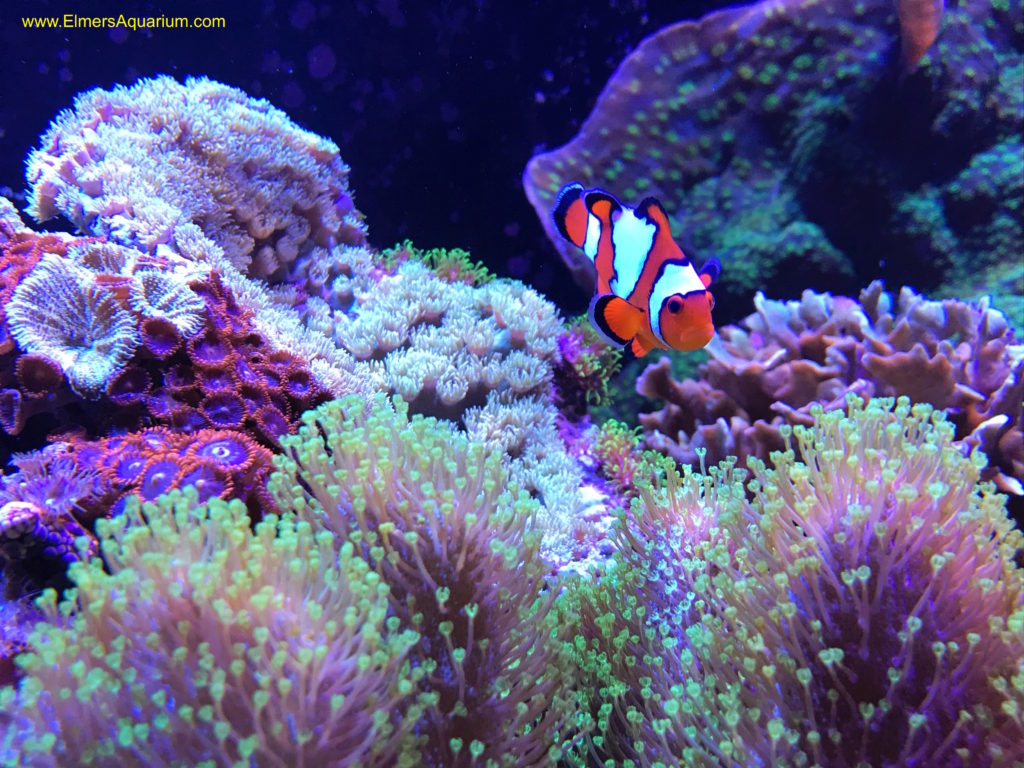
[552,183,721,357]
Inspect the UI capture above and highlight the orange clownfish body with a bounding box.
[552,183,721,357]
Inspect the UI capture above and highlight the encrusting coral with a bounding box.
[524,0,1023,325]
[559,396,1024,767]
[637,281,1024,509]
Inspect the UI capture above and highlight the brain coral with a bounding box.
[560,396,1024,767]
[26,75,367,280]
[524,0,1023,326]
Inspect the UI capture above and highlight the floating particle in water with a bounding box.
[307,43,336,79]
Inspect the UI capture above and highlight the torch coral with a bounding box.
[26,76,366,280]
[268,394,569,767]
[561,395,1024,767]
[1,489,424,767]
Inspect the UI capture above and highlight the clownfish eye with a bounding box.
[667,297,683,314]
[707,291,715,310]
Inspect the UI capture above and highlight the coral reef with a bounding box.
[26,75,367,280]
[524,0,1023,327]
[0,73,593,597]
[559,396,1024,766]
[2,69,1022,767]
[637,282,1024,507]
[0,221,333,596]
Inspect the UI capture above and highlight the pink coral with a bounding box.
[26,76,367,280]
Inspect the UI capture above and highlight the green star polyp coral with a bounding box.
[560,395,1024,767]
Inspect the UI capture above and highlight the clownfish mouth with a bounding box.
[673,324,714,352]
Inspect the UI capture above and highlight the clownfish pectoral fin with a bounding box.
[629,335,656,358]
[553,183,589,247]
[698,257,722,288]
[588,293,646,348]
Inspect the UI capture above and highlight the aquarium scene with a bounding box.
[0,0,1022,765]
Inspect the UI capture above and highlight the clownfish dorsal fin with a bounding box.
[634,196,671,226]
[588,293,645,348]
[552,183,588,247]
[699,257,721,288]
[583,189,621,214]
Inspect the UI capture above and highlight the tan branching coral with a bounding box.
[638,281,1024,498]
[26,76,366,280]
